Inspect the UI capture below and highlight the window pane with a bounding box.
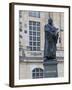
[32,73,35,77]
[39,76,43,78]
[37,22,40,26]
[36,68,39,72]
[33,42,36,46]
[37,42,40,46]
[37,32,40,36]
[40,73,43,76]
[37,27,40,31]
[37,47,40,51]
[29,31,32,35]
[33,26,36,30]
[33,32,36,36]
[29,36,32,40]
[33,21,36,26]
[32,69,35,72]
[40,69,43,72]
[32,73,35,79]
[29,26,32,30]
[37,37,40,41]
[36,73,39,76]
[33,37,36,41]
[33,47,36,51]
[29,42,32,45]
[29,21,32,25]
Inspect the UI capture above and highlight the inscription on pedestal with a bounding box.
[43,61,58,77]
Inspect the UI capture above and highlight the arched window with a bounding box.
[32,68,43,79]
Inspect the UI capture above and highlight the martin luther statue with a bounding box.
[44,18,59,61]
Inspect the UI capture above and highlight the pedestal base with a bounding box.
[43,59,58,78]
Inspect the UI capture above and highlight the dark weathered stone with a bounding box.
[44,18,58,60]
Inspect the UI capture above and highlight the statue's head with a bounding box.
[48,18,53,25]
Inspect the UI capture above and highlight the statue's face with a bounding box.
[48,18,53,25]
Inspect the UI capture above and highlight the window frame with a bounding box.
[32,68,44,79]
[29,21,41,51]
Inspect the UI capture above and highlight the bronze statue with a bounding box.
[44,18,59,61]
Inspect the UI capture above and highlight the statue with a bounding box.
[44,18,59,61]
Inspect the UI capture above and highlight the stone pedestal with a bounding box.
[43,59,58,78]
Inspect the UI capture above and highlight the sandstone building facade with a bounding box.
[19,11,64,79]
